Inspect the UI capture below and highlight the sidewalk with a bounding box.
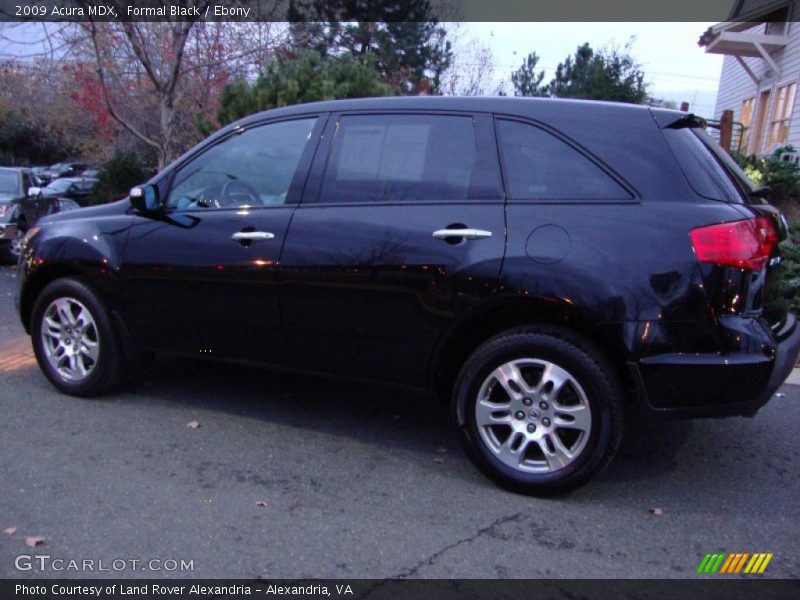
[787,367,800,386]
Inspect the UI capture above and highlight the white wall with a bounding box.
[713,22,800,154]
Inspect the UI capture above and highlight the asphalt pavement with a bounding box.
[1,265,798,579]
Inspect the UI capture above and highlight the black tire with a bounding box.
[0,229,23,264]
[31,277,125,397]
[0,241,15,265]
[452,327,624,495]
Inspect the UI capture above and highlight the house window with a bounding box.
[740,97,754,152]
[767,82,797,151]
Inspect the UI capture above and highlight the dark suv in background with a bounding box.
[15,97,800,494]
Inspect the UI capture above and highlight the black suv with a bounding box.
[15,97,800,494]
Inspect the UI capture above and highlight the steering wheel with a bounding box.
[220,180,261,207]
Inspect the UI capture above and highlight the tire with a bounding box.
[0,230,23,264]
[31,277,125,397]
[452,327,624,495]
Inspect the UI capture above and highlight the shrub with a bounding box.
[765,220,800,316]
[86,150,149,206]
[731,145,800,201]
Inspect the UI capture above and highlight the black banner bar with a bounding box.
[2,579,800,600]
[0,0,768,23]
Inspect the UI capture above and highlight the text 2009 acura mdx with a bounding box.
[15,97,800,494]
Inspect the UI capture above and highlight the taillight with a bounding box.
[0,205,8,217]
[689,217,778,271]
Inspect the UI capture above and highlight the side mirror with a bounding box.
[130,184,162,213]
[27,187,40,197]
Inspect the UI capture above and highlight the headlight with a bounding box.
[24,226,41,242]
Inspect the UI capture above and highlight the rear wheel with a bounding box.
[31,277,124,397]
[452,328,624,495]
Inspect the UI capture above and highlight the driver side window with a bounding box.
[166,117,317,211]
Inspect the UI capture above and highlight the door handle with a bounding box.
[231,231,275,242]
[432,228,492,241]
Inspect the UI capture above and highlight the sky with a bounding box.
[0,21,726,117]
[461,22,724,116]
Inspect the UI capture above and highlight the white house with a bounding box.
[701,0,800,155]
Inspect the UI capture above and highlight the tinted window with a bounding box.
[319,114,486,203]
[497,119,631,201]
[663,127,751,203]
[0,171,19,194]
[167,118,316,210]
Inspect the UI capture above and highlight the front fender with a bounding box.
[17,213,134,332]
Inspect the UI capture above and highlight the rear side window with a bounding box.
[496,119,632,201]
[662,127,751,203]
[319,114,498,203]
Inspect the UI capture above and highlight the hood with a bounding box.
[38,198,130,225]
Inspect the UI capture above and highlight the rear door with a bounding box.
[279,111,506,386]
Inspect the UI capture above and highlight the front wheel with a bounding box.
[31,277,124,397]
[0,230,24,263]
[452,328,624,495]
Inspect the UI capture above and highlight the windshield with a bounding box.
[44,179,72,193]
[0,171,20,194]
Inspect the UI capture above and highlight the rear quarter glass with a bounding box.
[662,127,754,204]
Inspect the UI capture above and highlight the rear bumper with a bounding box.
[630,313,800,420]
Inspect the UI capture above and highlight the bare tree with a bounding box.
[440,25,497,97]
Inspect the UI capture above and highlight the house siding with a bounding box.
[712,22,800,155]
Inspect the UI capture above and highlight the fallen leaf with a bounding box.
[433,456,446,464]
[186,420,200,429]
[391,414,401,421]
[435,447,448,454]
[649,508,664,516]
[3,527,16,536]
[25,536,45,548]
[255,501,267,508]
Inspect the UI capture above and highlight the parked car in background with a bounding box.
[0,167,86,264]
[30,177,98,203]
[39,162,89,184]
[80,168,101,179]
[29,167,48,186]
[14,97,800,495]
[0,166,38,262]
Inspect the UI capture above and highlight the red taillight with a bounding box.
[689,217,778,271]
[0,205,8,217]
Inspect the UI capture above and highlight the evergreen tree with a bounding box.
[217,52,390,125]
[549,41,647,104]
[511,52,548,97]
[287,0,451,94]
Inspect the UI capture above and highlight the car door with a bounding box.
[120,115,325,363]
[18,172,42,226]
[279,111,506,387]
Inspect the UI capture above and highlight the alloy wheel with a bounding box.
[40,297,100,382]
[475,358,592,474]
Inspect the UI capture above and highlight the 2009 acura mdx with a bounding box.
[15,97,800,494]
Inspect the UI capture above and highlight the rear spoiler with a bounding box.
[650,108,707,130]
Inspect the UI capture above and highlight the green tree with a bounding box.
[549,41,648,103]
[87,150,149,206]
[287,0,452,94]
[511,52,548,97]
[217,52,391,125]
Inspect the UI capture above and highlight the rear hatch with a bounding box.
[654,110,790,328]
